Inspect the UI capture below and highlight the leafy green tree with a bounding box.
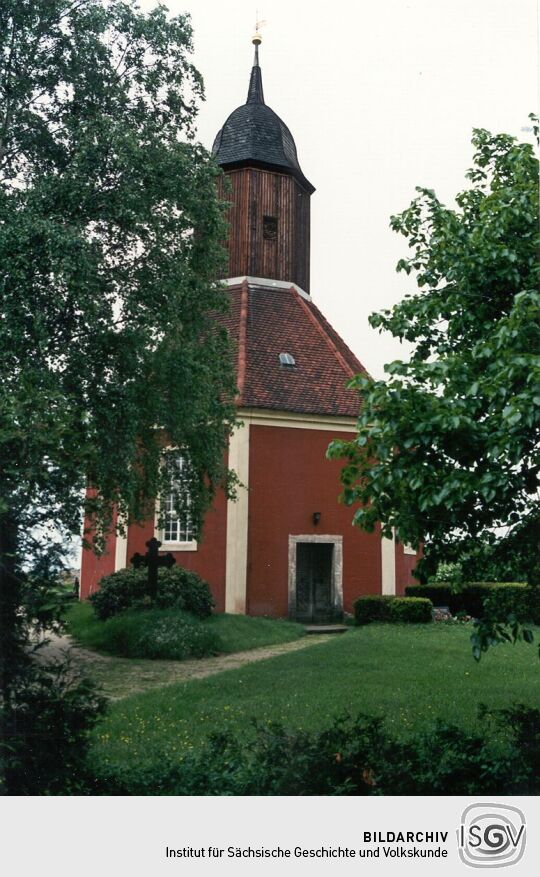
[0,0,236,787]
[329,124,539,588]
[430,537,532,585]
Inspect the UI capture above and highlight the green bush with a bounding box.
[353,595,395,624]
[479,584,540,624]
[90,566,214,620]
[405,583,455,609]
[388,597,433,624]
[406,582,537,621]
[89,609,221,660]
[93,705,540,796]
[0,663,105,795]
[353,595,432,625]
[461,583,526,618]
[525,587,540,624]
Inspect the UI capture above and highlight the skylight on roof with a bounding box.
[279,352,296,368]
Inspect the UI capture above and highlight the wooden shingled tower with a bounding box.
[212,36,314,293]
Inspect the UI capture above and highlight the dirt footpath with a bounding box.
[39,633,332,700]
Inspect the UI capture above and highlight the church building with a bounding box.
[80,35,419,620]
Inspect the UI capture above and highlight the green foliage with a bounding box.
[407,581,540,662]
[156,568,215,619]
[0,0,236,791]
[134,613,219,660]
[486,585,540,625]
[406,581,540,623]
[406,583,456,606]
[92,705,540,796]
[389,596,433,623]
[90,566,214,620]
[470,616,538,663]
[0,0,236,549]
[66,601,305,661]
[82,608,220,660]
[432,540,533,584]
[328,124,540,586]
[0,663,106,795]
[466,583,532,621]
[353,595,432,625]
[353,595,395,624]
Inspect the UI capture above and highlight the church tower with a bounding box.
[212,35,314,293]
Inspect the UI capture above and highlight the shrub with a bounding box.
[353,595,394,625]
[0,662,106,795]
[93,705,540,796]
[353,595,432,625]
[157,568,215,619]
[92,609,221,660]
[388,597,433,624]
[405,582,536,621]
[406,583,456,609]
[461,583,526,619]
[90,566,214,620]
[479,584,540,624]
[525,587,540,624]
[89,568,146,619]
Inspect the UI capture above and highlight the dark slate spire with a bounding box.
[246,44,264,104]
[212,35,314,194]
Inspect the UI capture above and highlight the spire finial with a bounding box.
[246,15,265,104]
[252,13,265,64]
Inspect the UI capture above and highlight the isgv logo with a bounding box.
[458,803,526,868]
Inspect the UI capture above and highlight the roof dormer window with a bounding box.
[279,352,296,368]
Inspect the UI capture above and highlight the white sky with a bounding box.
[151,0,536,378]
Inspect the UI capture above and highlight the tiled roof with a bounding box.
[218,281,368,417]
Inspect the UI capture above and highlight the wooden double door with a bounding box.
[295,542,338,623]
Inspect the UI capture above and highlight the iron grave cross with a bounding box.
[130,537,176,600]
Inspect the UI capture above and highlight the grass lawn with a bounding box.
[66,601,305,658]
[91,623,540,779]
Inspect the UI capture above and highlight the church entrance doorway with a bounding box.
[295,542,334,623]
[288,534,343,623]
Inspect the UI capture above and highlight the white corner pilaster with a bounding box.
[381,528,396,595]
[114,525,128,572]
[225,420,250,613]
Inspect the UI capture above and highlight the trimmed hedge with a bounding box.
[389,597,433,624]
[90,566,214,620]
[354,595,433,625]
[405,582,539,622]
[406,583,455,608]
[354,595,394,624]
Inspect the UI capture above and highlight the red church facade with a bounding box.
[80,37,419,619]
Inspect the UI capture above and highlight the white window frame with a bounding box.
[403,543,417,556]
[155,453,198,552]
